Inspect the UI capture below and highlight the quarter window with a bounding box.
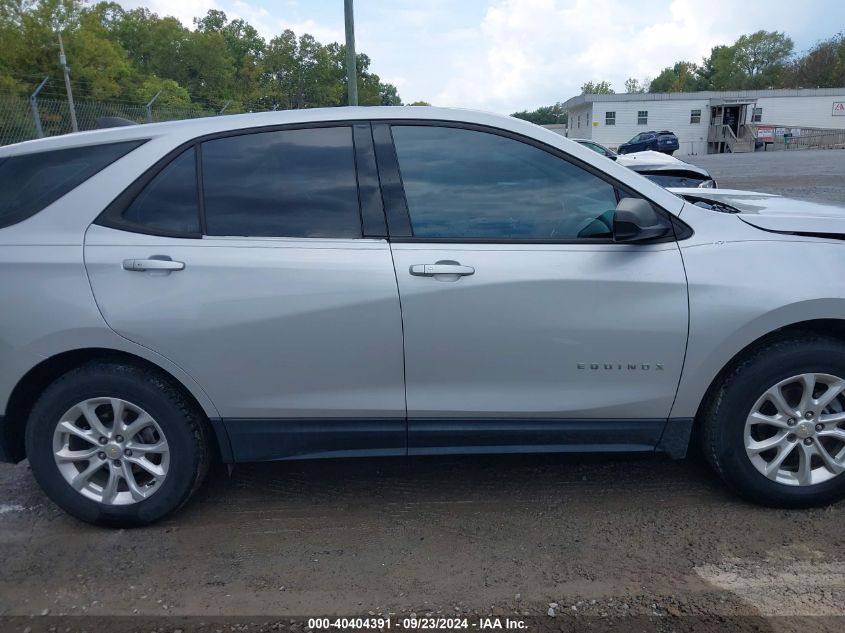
[121,147,200,233]
[391,125,620,240]
[637,110,648,125]
[752,107,763,122]
[605,111,616,125]
[201,127,361,238]
[0,140,144,229]
[690,109,702,124]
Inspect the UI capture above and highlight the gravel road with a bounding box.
[684,148,845,204]
[1,149,845,632]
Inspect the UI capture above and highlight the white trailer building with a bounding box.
[560,88,845,154]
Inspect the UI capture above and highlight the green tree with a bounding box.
[623,77,648,93]
[733,30,793,87]
[649,61,699,92]
[0,0,407,116]
[580,80,614,94]
[790,32,845,88]
[511,102,567,125]
[378,82,402,105]
[194,9,265,108]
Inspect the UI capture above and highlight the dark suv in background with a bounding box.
[618,131,679,155]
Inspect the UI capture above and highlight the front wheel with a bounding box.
[702,336,845,507]
[25,362,210,527]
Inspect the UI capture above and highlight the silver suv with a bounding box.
[2,107,845,526]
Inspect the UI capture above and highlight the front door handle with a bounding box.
[409,264,475,277]
[122,258,185,272]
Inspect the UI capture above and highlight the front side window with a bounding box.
[752,107,763,122]
[201,127,361,238]
[0,140,144,229]
[605,111,616,125]
[690,109,702,124]
[391,125,620,240]
[637,110,648,125]
[121,147,200,233]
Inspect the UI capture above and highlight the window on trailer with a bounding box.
[637,110,648,125]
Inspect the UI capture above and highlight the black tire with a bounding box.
[25,362,210,527]
[702,335,845,508]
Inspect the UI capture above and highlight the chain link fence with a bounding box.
[0,92,232,147]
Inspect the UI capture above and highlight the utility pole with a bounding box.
[57,32,79,132]
[344,0,358,106]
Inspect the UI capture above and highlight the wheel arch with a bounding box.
[2,348,229,464]
[692,318,845,428]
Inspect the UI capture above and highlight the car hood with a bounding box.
[668,188,845,235]
[619,153,711,180]
[617,150,683,166]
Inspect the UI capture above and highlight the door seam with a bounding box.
[81,223,223,419]
[386,241,410,455]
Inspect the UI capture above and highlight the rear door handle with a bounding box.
[122,258,185,272]
[409,264,475,277]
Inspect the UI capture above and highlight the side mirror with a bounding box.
[613,197,673,242]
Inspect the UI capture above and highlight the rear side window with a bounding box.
[0,140,144,229]
[121,147,200,233]
[201,127,362,238]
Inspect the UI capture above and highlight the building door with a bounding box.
[723,106,740,135]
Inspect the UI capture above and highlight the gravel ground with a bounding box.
[683,148,845,204]
[2,150,845,632]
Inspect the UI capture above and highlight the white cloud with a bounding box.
[431,0,734,111]
[229,0,276,39]
[282,19,343,44]
[430,0,845,112]
[117,0,218,27]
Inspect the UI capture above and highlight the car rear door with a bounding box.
[85,123,406,461]
[374,122,689,454]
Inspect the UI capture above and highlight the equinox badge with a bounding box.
[577,363,665,371]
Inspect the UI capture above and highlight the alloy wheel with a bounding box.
[52,397,170,505]
[745,373,845,486]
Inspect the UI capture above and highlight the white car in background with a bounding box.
[574,140,717,188]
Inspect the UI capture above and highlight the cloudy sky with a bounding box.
[116,0,845,113]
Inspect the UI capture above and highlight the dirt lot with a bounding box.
[685,148,845,204]
[2,149,845,632]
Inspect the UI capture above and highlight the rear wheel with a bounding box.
[702,336,845,507]
[26,362,210,526]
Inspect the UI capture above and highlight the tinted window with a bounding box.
[202,127,361,238]
[0,140,144,229]
[122,147,200,233]
[587,143,610,157]
[392,126,619,240]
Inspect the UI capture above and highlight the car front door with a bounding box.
[374,122,689,454]
[85,124,406,461]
